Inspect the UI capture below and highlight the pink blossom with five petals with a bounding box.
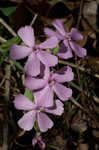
[14,94,64,132]
[10,26,58,77]
[44,19,87,59]
[25,66,74,107]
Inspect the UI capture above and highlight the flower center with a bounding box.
[48,80,55,87]
[65,33,71,41]
[47,72,55,86]
[36,106,44,112]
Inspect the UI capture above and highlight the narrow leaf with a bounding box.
[24,88,34,101]
[0,7,16,16]
[52,45,60,55]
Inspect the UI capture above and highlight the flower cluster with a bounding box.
[10,19,86,148]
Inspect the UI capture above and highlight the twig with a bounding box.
[70,97,84,110]
[0,18,17,37]
[82,16,99,34]
[24,5,35,16]
[69,81,81,92]
[30,14,38,26]
[0,76,6,87]
[59,60,99,79]
[0,36,7,43]
[14,139,31,147]
[3,65,11,150]
[75,0,85,108]
[70,96,99,127]
[77,0,84,29]
[48,144,60,150]
[69,81,99,105]
[69,81,89,98]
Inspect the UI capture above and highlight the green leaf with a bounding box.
[34,121,39,131]
[0,35,21,50]
[48,0,57,2]
[52,45,60,55]
[0,47,4,53]
[69,110,75,115]
[0,7,16,16]
[24,88,34,101]
[64,101,69,107]
[0,55,6,64]
[11,60,24,72]
[0,36,21,65]
[0,48,8,64]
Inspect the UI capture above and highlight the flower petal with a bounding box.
[24,77,46,90]
[18,110,36,131]
[52,66,74,83]
[37,51,58,67]
[43,66,50,81]
[37,112,53,132]
[57,40,73,59]
[39,140,46,149]
[14,94,35,110]
[45,100,64,116]
[24,53,40,76]
[53,82,72,101]
[10,44,32,60]
[44,27,63,40]
[37,37,58,49]
[32,136,38,146]
[70,41,87,58]
[18,26,35,47]
[70,28,83,41]
[24,66,50,90]
[52,19,66,36]
[34,84,54,107]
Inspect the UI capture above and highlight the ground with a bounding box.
[0,0,99,150]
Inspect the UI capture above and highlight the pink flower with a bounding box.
[25,66,74,107]
[44,19,87,59]
[10,26,58,77]
[39,140,45,149]
[14,94,64,132]
[32,136,38,146]
[32,134,45,149]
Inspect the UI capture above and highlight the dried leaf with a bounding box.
[92,130,99,138]
[77,144,89,150]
